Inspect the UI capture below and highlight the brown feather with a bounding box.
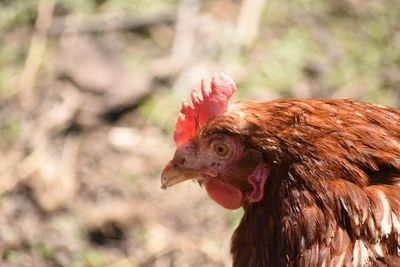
[199,99,400,266]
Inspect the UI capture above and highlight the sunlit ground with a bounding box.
[0,0,399,266]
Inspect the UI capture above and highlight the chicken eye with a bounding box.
[213,142,230,158]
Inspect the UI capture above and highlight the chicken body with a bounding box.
[228,99,400,267]
[161,76,400,266]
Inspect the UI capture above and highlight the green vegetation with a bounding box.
[80,249,108,267]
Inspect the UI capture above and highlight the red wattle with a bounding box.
[204,178,243,210]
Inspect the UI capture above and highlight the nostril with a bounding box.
[180,158,185,165]
[163,177,167,181]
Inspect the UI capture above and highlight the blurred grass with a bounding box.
[225,209,244,230]
[1,115,21,146]
[1,0,399,105]
[237,0,400,104]
[138,90,181,133]
[0,39,25,98]
[0,0,38,29]
[33,241,56,261]
[80,249,108,267]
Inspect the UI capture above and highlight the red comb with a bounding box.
[174,74,237,147]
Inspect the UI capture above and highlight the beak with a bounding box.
[160,160,199,189]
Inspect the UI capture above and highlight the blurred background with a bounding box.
[0,0,399,266]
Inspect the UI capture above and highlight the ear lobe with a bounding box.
[247,162,270,203]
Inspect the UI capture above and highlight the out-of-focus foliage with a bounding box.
[240,0,400,104]
[0,0,399,266]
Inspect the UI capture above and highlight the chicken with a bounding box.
[161,74,400,266]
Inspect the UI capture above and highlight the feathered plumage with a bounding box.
[161,75,400,266]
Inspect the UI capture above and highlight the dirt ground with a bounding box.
[0,0,399,266]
